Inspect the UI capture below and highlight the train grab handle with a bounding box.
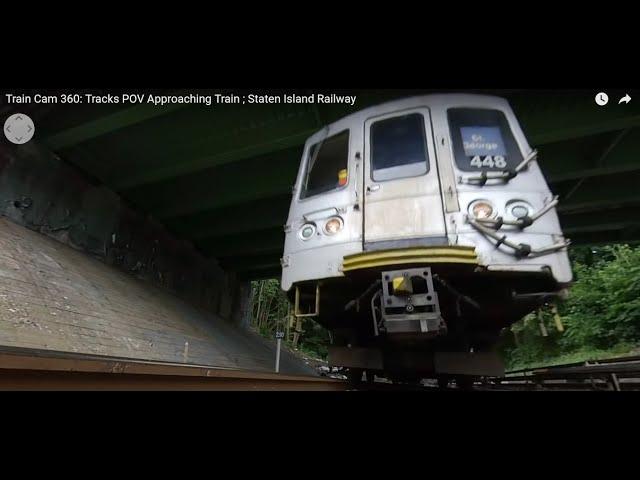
[459,149,538,186]
[466,215,570,258]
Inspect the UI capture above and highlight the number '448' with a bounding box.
[470,155,506,168]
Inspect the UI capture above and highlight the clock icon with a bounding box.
[595,92,609,106]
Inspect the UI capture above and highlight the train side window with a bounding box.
[300,130,350,199]
[447,108,523,172]
[370,113,429,182]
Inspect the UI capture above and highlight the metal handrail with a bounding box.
[466,215,570,258]
[294,283,321,318]
[460,149,538,186]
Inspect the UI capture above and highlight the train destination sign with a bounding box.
[460,126,506,157]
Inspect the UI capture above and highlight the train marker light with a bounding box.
[299,224,316,240]
[511,205,530,219]
[338,169,348,186]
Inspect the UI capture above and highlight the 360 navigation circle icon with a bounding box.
[4,113,35,144]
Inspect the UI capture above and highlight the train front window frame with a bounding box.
[370,113,430,182]
[299,129,350,200]
[447,108,524,172]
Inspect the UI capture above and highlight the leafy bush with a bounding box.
[501,244,640,369]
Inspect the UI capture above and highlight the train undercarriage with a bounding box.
[288,261,567,386]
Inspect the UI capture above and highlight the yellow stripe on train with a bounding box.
[341,246,478,272]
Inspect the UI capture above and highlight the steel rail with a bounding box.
[488,355,640,391]
[0,346,348,391]
[4,346,639,391]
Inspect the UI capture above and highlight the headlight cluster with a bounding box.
[298,216,343,240]
[469,200,533,220]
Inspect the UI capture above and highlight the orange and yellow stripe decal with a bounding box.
[342,246,478,272]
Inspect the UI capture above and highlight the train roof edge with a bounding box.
[304,93,513,145]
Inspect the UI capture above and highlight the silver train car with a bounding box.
[280,94,572,384]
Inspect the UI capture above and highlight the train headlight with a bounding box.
[324,217,344,235]
[299,223,316,240]
[470,201,494,220]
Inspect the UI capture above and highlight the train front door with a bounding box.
[362,108,447,250]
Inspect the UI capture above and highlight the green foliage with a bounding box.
[249,279,330,359]
[501,244,640,369]
[250,279,289,336]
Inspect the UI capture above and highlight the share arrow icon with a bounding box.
[619,94,631,104]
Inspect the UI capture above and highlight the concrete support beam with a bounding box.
[0,141,243,322]
[541,127,640,183]
[557,171,640,214]
[112,110,318,190]
[166,195,290,240]
[548,163,640,183]
[238,268,282,281]
[196,228,283,257]
[125,149,300,220]
[561,207,639,234]
[529,115,640,145]
[218,254,282,273]
[45,104,187,150]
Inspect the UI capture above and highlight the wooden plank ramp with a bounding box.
[0,217,315,376]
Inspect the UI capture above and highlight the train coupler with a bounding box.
[376,267,447,336]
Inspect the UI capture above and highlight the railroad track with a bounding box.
[323,355,640,391]
[2,346,638,390]
[0,346,349,391]
[483,355,640,391]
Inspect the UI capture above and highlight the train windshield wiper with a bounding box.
[460,149,538,186]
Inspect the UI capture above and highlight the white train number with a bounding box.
[469,155,507,169]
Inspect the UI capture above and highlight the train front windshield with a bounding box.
[370,113,430,181]
[300,130,350,199]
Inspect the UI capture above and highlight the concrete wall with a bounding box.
[0,141,249,325]
[0,216,313,374]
